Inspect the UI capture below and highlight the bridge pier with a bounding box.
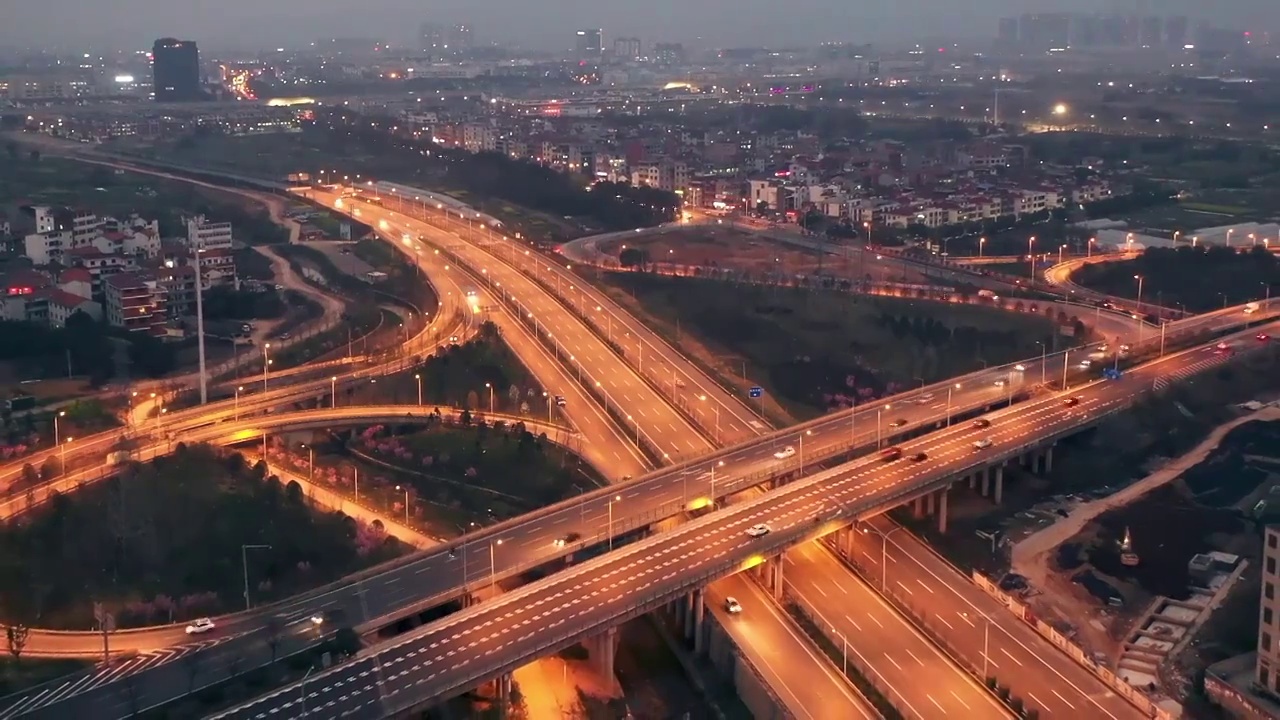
[763,556,786,600]
[585,626,619,679]
[1044,445,1054,473]
[925,491,936,516]
[496,672,514,719]
[692,588,706,654]
[993,465,1004,504]
[937,487,949,534]
[684,591,698,640]
[912,496,925,519]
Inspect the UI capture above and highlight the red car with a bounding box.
[1258,333,1271,342]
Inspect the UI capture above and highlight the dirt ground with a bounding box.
[597,226,929,284]
[1012,410,1280,657]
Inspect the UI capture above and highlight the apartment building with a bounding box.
[631,158,689,193]
[185,215,232,251]
[103,272,167,336]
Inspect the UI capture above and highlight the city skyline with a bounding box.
[2,0,1276,54]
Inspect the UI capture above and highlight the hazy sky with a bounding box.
[3,1,1275,54]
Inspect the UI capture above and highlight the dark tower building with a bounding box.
[151,38,203,102]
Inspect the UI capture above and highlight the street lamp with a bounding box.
[945,383,960,426]
[395,485,410,524]
[875,404,890,448]
[978,236,986,258]
[61,436,72,469]
[485,382,494,414]
[1026,236,1036,278]
[300,443,315,481]
[53,410,65,448]
[489,538,503,593]
[262,342,271,392]
[608,495,622,550]
[1036,341,1047,385]
[235,386,244,419]
[800,429,813,474]
[331,376,338,407]
[1134,274,1144,316]
[241,544,271,610]
[1088,237,1096,258]
[859,523,908,592]
[414,374,422,406]
[1058,244,1066,265]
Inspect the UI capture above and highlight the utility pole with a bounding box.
[195,245,208,405]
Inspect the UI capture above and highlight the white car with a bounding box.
[185,618,216,635]
[1079,359,1093,368]
[773,446,796,460]
[725,597,743,614]
[746,523,772,538]
[972,438,993,450]
[309,614,325,626]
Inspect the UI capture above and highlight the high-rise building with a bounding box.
[450,25,474,52]
[151,38,202,102]
[575,29,603,57]
[653,42,685,64]
[1257,527,1280,693]
[419,22,446,59]
[614,37,641,59]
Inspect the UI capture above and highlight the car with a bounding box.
[554,395,567,407]
[972,418,991,429]
[309,614,325,625]
[746,523,772,538]
[278,332,291,341]
[725,597,743,614]
[1063,397,1080,407]
[1079,359,1093,368]
[1097,344,1109,352]
[1258,333,1271,342]
[972,438,993,450]
[908,452,928,462]
[773,446,796,460]
[994,379,1006,387]
[888,419,907,428]
[1013,364,1027,372]
[185,618,216,635]
[880,447,903,462]
[1119,344,1131,353]
[919,393,935,402]
[1215,342,1233,354]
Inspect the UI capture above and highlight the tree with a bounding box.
[5,624,30,662]
[618,247,646,269]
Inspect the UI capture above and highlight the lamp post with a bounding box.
[486,382,494,414]
[301,444,314,481]
[875,404,890,448]
[860,523,908,592]
[1088,237,1096,258]
[486,538,504,593]
[331,376,338,407]
[1036,341,1047,385]
[53,410,65,448]
[1134,274,1144,317]
[414,374,422,406]
[395,485,410,524]
[800,429,813,474]
[235,386,243,419]
[241,544,271,610]
[61,436,72,470]
[945,383,960,426]
[1027,236,1036,278]
[1058,244,1066,265]
[978,236,986,258]
[262,343,271,392]
[1062,349,1071,390]
[608,495,622,550]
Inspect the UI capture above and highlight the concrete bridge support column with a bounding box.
[937,488,949,534]
[1044,445,1054,473]
[981,467,991,497]
[693,589,707,654]
[968,474,976,491]
[912,496,925,519]
[497,672,514,719]
[765,556,786,600]
[993,465,1004,504]
[586,626,619,679]
[684,591,698,640]
[925,491,936,516]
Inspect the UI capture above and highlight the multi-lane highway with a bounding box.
[213,321,1278,719]
[784,542,1011,717]
[849,515,1143,719]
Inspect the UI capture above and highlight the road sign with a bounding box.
[749,386,763,398]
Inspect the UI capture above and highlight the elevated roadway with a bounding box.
[318,189,725,460]
[349,190,769,445]
[212,321,1279,720]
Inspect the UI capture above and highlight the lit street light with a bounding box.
[608,495,622,550]
[395,485,410,524]
[235,386,244,420]
[241,543,272,610]
[414,374,422,406]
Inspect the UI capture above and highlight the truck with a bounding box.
[1244,302,1260,314]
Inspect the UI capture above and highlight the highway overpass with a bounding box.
[212,321,1274,720]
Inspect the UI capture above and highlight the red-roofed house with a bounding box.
[39,288,101,328]
[57,267,93,300]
